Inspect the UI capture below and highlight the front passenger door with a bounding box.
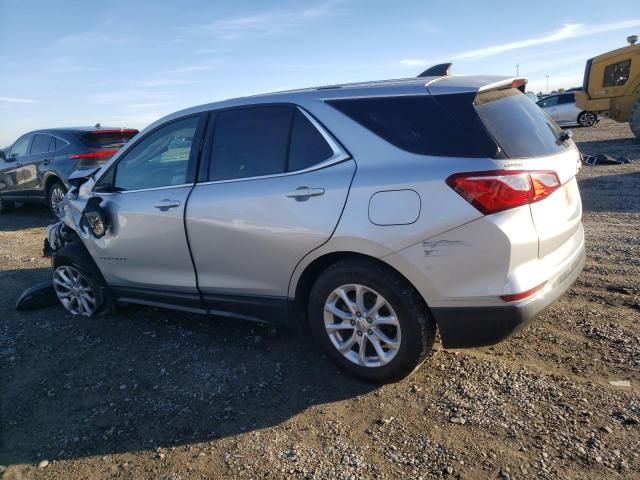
[0,135,32,197]
[20,133,53,194]
[88,114,206,309]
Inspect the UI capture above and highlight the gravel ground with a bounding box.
[0,119,639,480]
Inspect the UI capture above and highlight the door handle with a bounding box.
[153,199,181,211]
[286,187,325,201]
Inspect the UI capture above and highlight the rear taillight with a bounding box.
[70,149,118,160]
[446,170,561,215]
[90,129,138,135]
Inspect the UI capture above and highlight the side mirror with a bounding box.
[81,196,111,238]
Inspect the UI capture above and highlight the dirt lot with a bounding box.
[1,120,639,480]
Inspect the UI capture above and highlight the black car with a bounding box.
[0,127,138,217]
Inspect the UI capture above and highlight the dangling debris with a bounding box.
[582,153,633,166]
[15,280,59,310]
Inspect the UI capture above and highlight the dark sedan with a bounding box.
[0,127,138,217]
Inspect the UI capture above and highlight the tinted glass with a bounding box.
[603,59,631,87]
[10,135,31,158]
[30,134,52,154]
[288,110,334,171]
[558,94,575,104]
[475,88,568,158]
[327,95,498,158]
[114,117,199,191]
[210,106,293,181]
[537,96,559,108]
[54,137,69,150]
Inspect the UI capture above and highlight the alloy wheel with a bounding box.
[578,112,596,127]
[53,265,98,316]
[50,185,66,219]
[323,284,401,368]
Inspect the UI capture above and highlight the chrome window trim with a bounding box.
[197,105,350,187]
[49,134,70,151]
[196,154,351,187]
[95,183,193,196]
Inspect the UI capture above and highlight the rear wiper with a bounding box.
[558,129,573,143]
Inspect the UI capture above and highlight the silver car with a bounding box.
[536,92,598,127]
[45,73,585,382]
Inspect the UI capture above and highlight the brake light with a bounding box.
[70,149,118,160]
[501,282,546,302]
[511,78,527,89]
[446,170,561,215]
[90,129,138,135]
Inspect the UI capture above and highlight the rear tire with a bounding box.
[308,258,435,383]
[577,111,597,127]
[630,98,640,139]
[48,180,67,219]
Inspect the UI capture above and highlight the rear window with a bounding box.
[78,130,138,149]
[475,88,568,158]
[327,94,498,158]
[328,89,570,159]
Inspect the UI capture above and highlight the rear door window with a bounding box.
[537,96,559,108]
[558,94,575,104]
[209,106,293,181]
[288,110,334,171]
[30,134,52,155]
[475,88,568,158]
[54,137,69,150]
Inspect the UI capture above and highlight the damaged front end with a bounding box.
[17,167,111,312]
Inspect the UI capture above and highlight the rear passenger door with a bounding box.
[186,105,355,322]
[555,94,577,125]
[0,135,32,197]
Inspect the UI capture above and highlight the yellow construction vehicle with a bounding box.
[576,35,640,138]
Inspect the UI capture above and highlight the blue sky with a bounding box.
[1,0,639,146]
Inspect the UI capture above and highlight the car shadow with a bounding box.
[578,171,640,214]
[0,267,376,466]
[0,203,56,231]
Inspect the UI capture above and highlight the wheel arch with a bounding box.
[44,173,65,195]
[290,250,434,329]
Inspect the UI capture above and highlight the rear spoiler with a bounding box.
[479,78,528,93]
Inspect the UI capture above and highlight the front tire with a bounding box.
[53,265,104,317]
[48,181,67,219]
[577,111,597,127]
[308,259,435,383]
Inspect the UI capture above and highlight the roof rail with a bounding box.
[417,63,452,78]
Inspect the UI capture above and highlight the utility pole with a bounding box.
[546,75,549,93]
[516,64,520,76]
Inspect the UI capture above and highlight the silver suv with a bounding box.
[46,73,585,382]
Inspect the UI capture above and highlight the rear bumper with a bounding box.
[432,245,585,349]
